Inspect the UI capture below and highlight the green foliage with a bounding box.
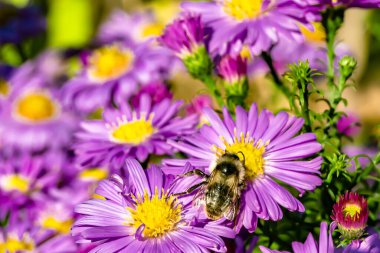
[324,153,352,184]
[183,46,225,108]
[183,46,214,80]
[225,78,249,110]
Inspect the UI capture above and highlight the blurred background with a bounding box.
[1,0,379,145]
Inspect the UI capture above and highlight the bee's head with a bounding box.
[223,152,245,165]
[217,152,246,181]
[223,152,240,161]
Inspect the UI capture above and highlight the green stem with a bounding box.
[326,20,337,90]
[225,78,248,111]
[262,52,291,98]
[322,8,345,95]
[202,75,224,109]
[322,8,345,138]
[299,80,312,132]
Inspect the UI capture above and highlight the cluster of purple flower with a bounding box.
[0,0,379,253]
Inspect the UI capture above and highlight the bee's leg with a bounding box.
[179,169,209,179]
[172,181,207,196]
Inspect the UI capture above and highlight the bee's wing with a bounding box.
[192,169,218,207]
[192,183,207,207]
[224,196,240,221]
[223,176,241,221]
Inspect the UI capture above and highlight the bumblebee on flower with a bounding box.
[164,104,323,232]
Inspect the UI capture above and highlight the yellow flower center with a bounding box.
[15,92,57,122]
[88,44,134,81]
[0,235,34,253]
[0,80,10,96]
[223,0,263,21]
[79,168,109,182]
[344,203,361,218]
[213,132,266,181]
[0,174,29,193]
[300,23,326,43]
[109,114,156,145]
[240,45,252,61]
[141,23,164,39]
[128,190,182,238]
[40,217,73,234]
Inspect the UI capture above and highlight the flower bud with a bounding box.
[331,192,368,241]
[159,14,204,58]
[182,46,213,79]
[217,55,248,106]
[339,55,357,82]
[160,14,213,79]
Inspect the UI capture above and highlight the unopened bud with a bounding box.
[339,55,357,82]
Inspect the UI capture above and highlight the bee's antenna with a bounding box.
[236,151,245,165]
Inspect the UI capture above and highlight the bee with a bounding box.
[173,153,245,220]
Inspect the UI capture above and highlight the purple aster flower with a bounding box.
[0,156,59,207]
[0,59,77,156]
[131,81,173,108]
[75,95,197,171]
[0,210,79,253]
[182,0,314,56]
[73,159,232,252]
[337,112,361,137]
[0,169,93,252]
[95,10,179,82]
[33,184,91,236]
[63,42,174,113]
[164,104,323,232]
[0,216,36,253]
[159,13,205,58]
